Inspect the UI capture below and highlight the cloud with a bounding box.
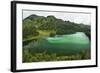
[23,10,91,25]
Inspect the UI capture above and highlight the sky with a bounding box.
[23,10,91,25]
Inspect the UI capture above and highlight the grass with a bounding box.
[23,30,56,42]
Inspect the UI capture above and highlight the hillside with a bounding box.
[23,14,91,41]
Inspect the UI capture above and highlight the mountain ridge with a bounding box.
[23,14,91,40]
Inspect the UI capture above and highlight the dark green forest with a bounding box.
[22,14,91,62]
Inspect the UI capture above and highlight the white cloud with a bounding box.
[23,10,91,25]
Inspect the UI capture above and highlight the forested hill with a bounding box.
[23,14,91,40]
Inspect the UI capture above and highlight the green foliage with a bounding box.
[50,32,56,37]
[22,14,91,62]
[23,14,91,40]
[23,49,90,62]
[23,19,39,39]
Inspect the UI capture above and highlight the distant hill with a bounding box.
[23,14,91,40]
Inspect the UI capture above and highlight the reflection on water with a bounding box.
[24,32,90,55]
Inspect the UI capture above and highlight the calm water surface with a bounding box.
[24,32,90,55]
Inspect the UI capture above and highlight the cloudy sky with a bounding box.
[23,10,91,25]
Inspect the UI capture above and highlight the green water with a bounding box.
[47,32,89,44]
[24,32,90,55]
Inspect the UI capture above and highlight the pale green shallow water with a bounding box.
[24,32,90,55]
[47,32,89,44]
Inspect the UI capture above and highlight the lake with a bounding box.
[24,32,90,55]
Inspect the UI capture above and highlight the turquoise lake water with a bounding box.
[24,32,90,55]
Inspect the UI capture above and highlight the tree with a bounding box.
[23,19,39,39]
